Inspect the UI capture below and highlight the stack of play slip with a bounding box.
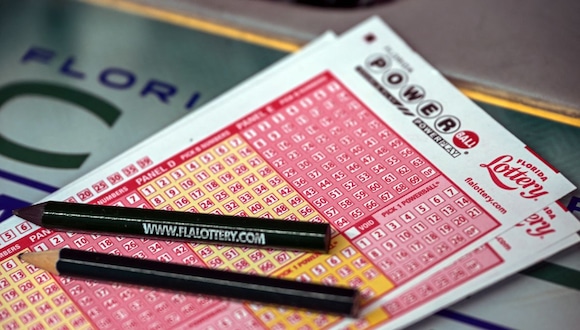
[1,16,578,329]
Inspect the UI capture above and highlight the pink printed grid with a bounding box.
[353,181,497,286]
[242,72,500,285]
[27,231,264,330]
[381,243,503,318]
[9,71,507,330]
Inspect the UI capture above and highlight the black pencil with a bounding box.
[19,248,360,316]
[13,201,330,252]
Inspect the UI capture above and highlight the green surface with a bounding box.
[0,0,287,109]
[0,0,285,185]
[522,260,580,291]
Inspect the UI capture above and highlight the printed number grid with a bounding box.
[353,244,504,330]
[0,250,89,330]
[241,72,500,286]
[130,134,393,328]
[14,132,391,329]
[259,237,393,330]
[8,72,502,330]
[136,135,316,275]
[349,182,498,286]
[381,244,503,317]
[24,232,259,330]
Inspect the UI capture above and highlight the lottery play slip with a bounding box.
[1,17,578,330]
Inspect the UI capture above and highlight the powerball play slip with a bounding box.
[1,16,578,330]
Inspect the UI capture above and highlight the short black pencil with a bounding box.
[19,248,360,316]
[13,201,330,252]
